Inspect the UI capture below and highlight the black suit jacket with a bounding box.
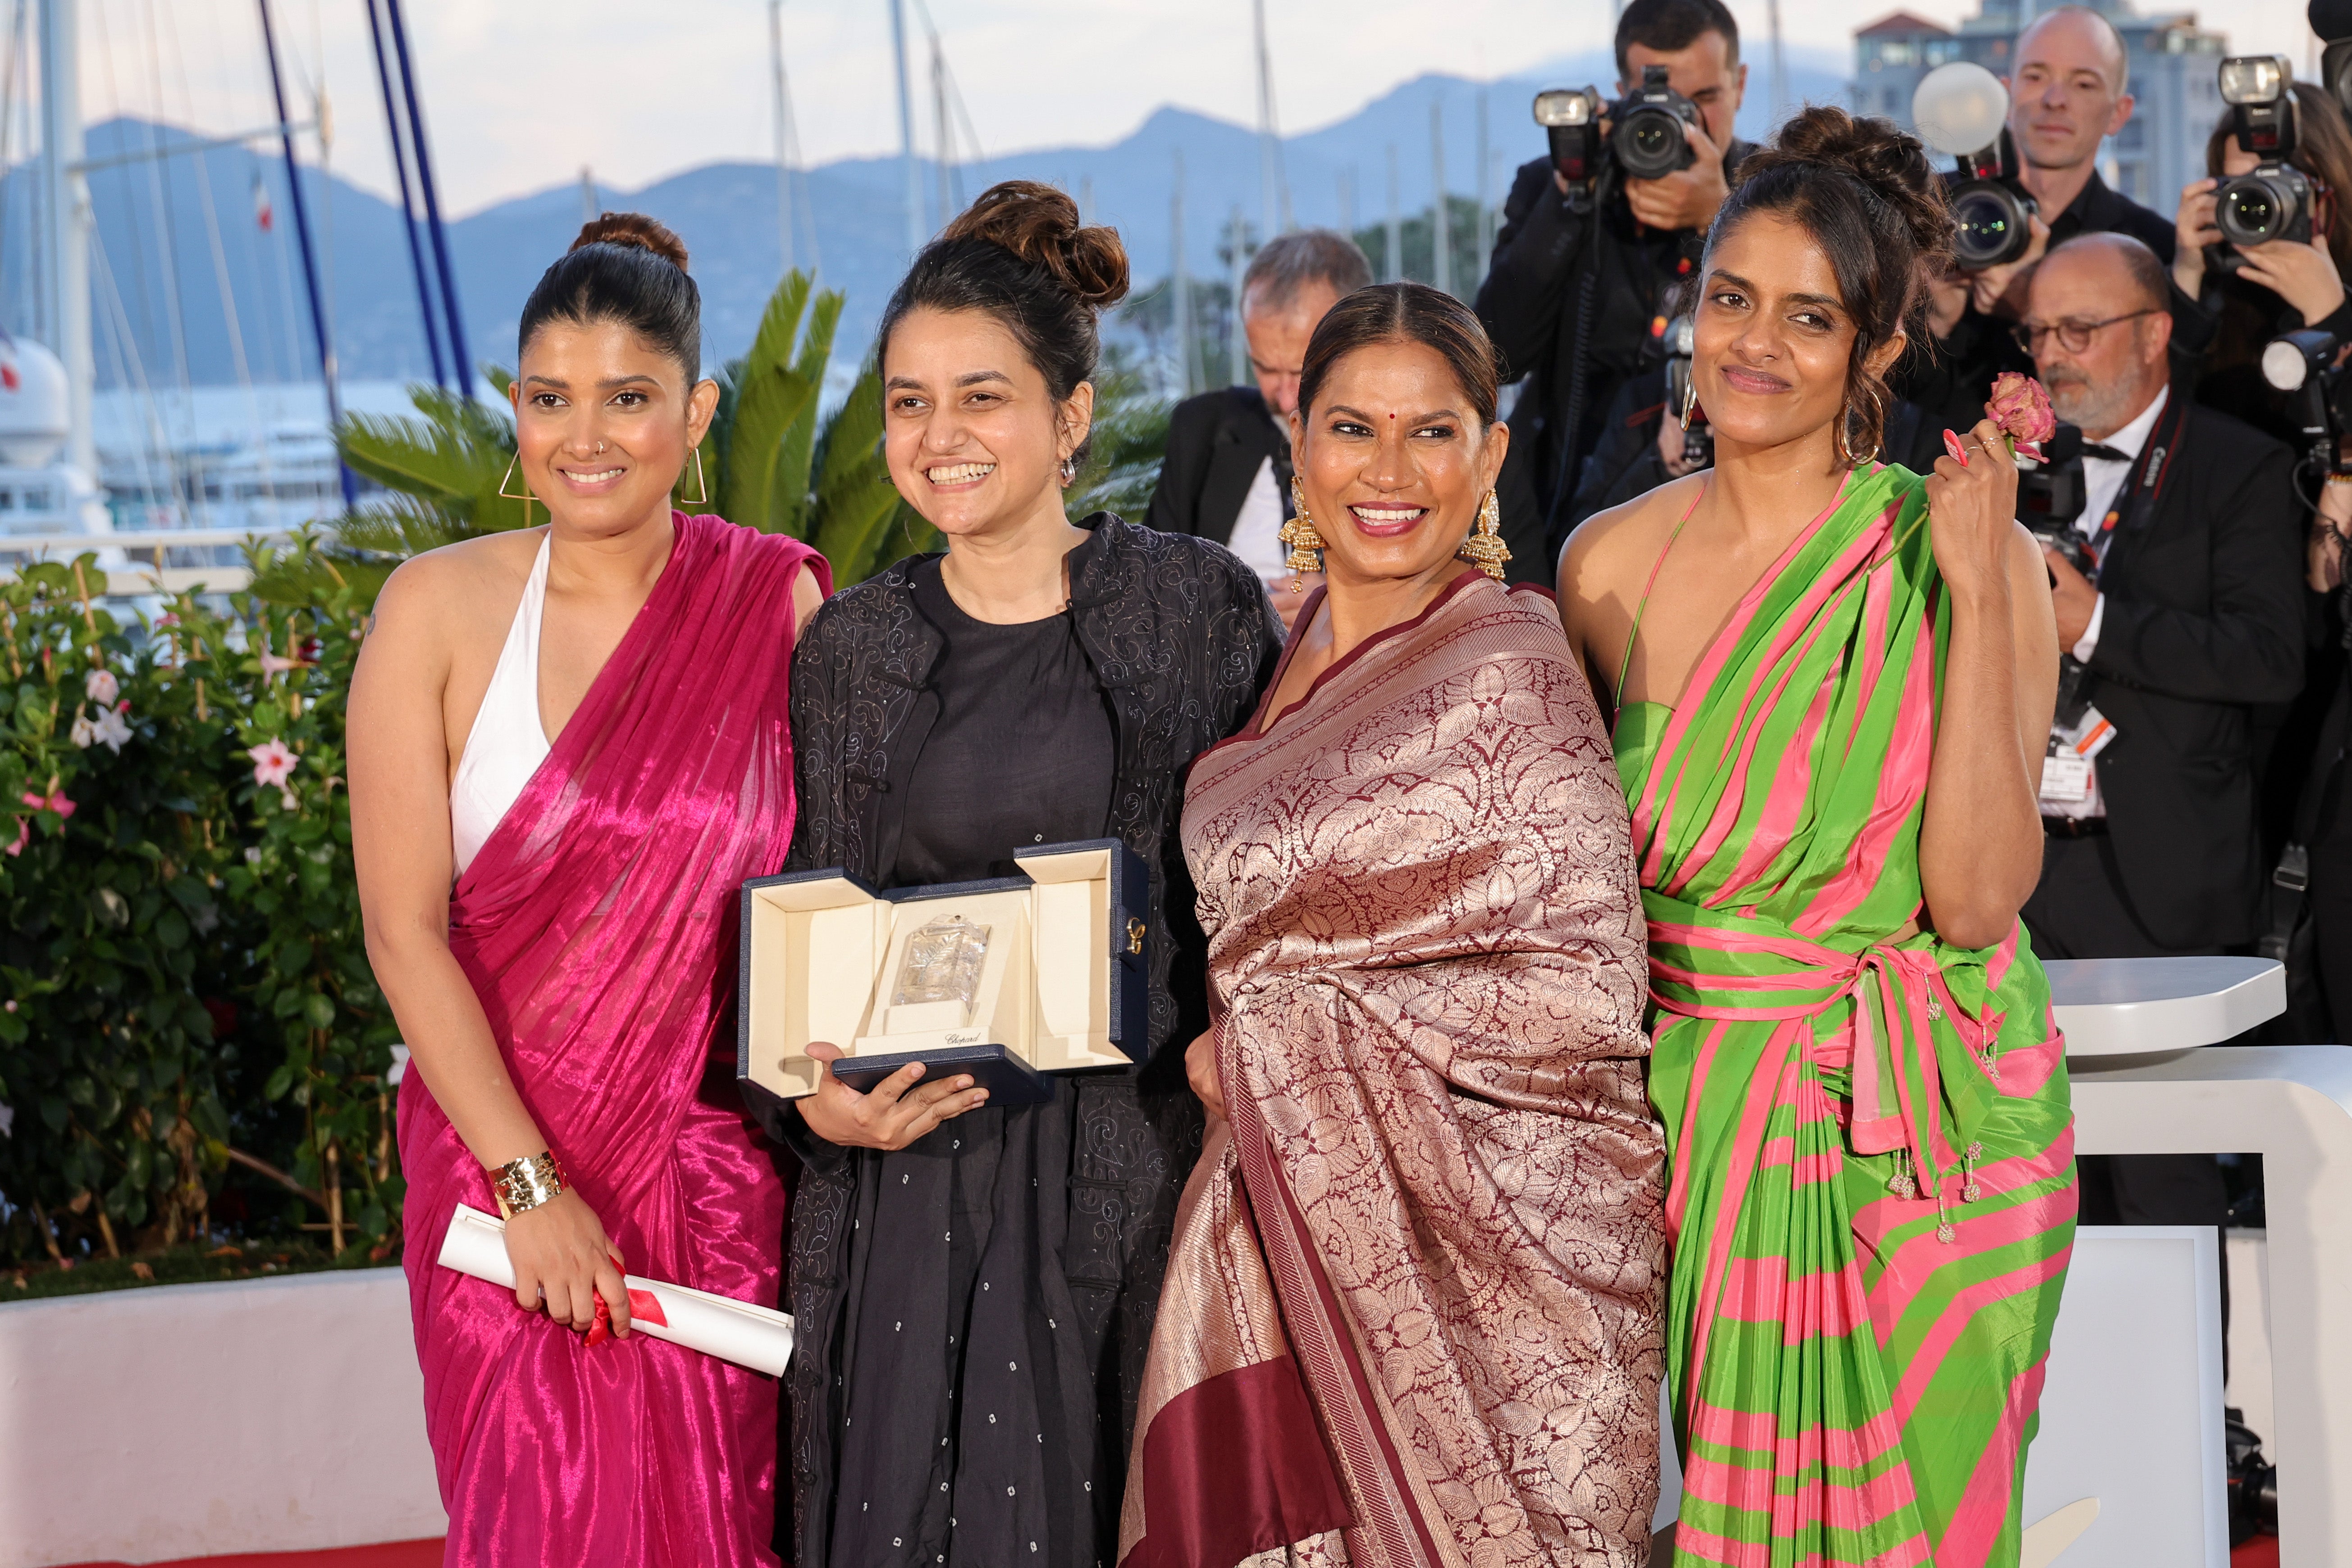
[2082,396,2306,947]
[1143,385,1288,546]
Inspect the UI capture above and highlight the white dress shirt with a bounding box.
[2069,384,2168,663]
[2041,385,2165,820]
[1227,456,1288,580]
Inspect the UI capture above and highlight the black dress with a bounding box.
[762,518,1285,1568]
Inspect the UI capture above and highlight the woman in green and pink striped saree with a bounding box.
[1561,109,2078,1568]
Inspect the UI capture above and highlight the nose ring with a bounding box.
[593,440,608,456]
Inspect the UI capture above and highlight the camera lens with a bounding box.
[1614,106,1691,180]
[2221,179,2281,244]
[1950,184,2028,269]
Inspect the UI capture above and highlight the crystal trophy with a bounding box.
[891,915,992,1020]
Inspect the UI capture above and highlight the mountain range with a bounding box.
[1,47,1853,398]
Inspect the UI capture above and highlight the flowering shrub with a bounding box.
[0,549,398,1265]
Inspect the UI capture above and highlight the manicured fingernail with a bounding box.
[957,1076,973,1088]
[1942,429,1969,467]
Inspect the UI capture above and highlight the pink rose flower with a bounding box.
[1987,371,2057,455]
[250,738,297,789]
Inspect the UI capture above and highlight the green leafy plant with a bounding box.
[0,550,401,1268]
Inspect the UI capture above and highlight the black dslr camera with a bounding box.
[1911,63,2037,269]
[2018,424,2091,570]
[2213,55,2320,256]
[1533,66,1703,192]
[1662,313,1713,470]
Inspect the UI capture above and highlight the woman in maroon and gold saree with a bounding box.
[351,216,827,1567]
[1122,285,1666,1568]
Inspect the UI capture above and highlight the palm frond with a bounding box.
[808,362,918,581]
[719,274,821,534]
[770,289,843,539]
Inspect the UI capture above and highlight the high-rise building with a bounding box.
[1853,0,2227,218]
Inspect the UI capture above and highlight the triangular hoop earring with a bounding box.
[498,455,534,522]
[680,445,710,506]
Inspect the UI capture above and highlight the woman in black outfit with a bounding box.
[751,181,1283,1568]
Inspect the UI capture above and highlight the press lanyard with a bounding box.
[2083,391,2188,582]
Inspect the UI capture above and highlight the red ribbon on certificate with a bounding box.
[585,1287,670,1346]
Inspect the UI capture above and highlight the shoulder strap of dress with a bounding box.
[1614,480,1705,709]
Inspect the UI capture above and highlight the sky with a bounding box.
[26,0,2346,215]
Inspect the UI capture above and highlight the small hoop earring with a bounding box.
[1279,475,1326,591]
[1680,374,1700,433]
[498,454,534,521]
[1456,489,1512,581]
[1059,455,1078,486]
[680,444,710,506]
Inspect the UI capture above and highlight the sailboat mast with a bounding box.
[889,0,921,252]
[35,0,90,481]
[1430,101,1449,298]
[256,0,351,510]
[363,0,445,388]
[1769,0,1787,129]
[771,0,793,274]
[1251,0,1285,237]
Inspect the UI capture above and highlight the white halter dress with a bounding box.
[448,533,553,877]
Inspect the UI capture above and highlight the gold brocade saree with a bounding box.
[1119,573,1667,1568]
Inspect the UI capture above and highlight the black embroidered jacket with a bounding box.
[758,515,1282,1563]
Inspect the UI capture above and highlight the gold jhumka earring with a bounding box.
[1457,489,1511,580]
[1280,475,1325,591]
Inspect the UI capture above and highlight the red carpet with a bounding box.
[2232,1534,2281,1568]
[63,1542,442,1568]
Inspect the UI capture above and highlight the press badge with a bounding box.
[2039,704,2115,806]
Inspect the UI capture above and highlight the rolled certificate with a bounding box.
[436,1203,795,1377]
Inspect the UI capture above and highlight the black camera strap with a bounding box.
[2052,390,2190,727]
[2081,389,2190,583]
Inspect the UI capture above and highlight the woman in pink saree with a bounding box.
[1121,285,1666,1567]
[350,215,827,1566]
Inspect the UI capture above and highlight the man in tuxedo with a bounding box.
[2021,233,2305,1227]
[1145,229,1370,627]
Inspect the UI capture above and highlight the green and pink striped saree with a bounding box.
[1613,464,2077,1568]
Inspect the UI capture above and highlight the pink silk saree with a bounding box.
[1121,574,1667,1568]
[398,513,827,1568]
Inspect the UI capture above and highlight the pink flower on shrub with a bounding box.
[257,651,302,676]
[5,819,23,857]
[250,738,297,789]
[1987,372,2057,458]
[83,668,118,706]
[22,790,73,819]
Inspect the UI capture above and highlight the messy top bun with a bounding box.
[1706,106,1952,465]
[878,181,1132,468]
[570,210,690,271]
[519,209,702,381]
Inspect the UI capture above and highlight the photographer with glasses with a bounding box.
[2019,234,2304,1234]
[1476,0,1753,571]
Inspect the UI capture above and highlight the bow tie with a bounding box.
[2079,442,2131,462]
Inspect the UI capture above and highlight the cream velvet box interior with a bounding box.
[736,839,1149,1112]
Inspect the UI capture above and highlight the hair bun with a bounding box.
[941,180,1129,310]
[1746,106,1949,264]
[570,211,690,272]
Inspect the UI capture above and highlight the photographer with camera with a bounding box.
[1476,0,1752,568]
[2175,69,2352,445]
[2019,233,2305,1230]
[1899,8,2179,468]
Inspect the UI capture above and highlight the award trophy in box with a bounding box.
[735,839,1150,1113]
